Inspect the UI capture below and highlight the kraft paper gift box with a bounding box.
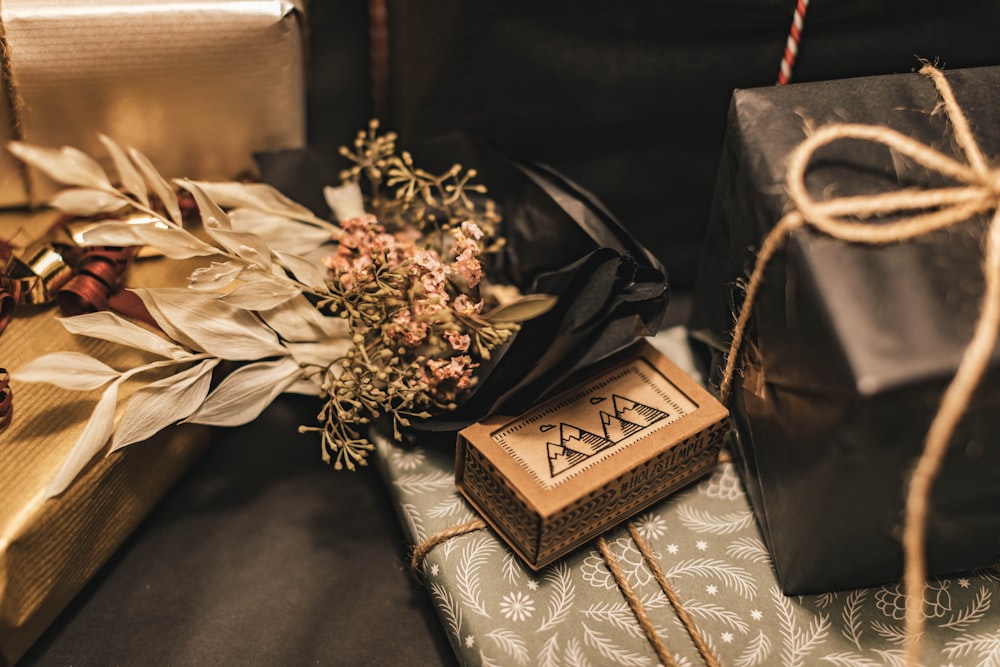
[0,212,208,666]
[0,0,305,207]
[690,66,1000,595]
[378,328,1000,667]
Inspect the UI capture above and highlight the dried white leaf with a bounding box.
[76,222,146,247]
[110,358,219,451]
[218,276,301,310]
[58,311,188,359]
[8,141,112,189]
[132,287,286,360]
[259,295,349,342]
[45,379,122,497]
[229,208,334,255]
[484,294,558,323]
[185,357,301,427]
[129,145,182,224]
[98,134,149,206]
[285,339,352,369]
[14,351,121,390]
[191,181,325,225]
[129,224,218,259]
[208,227,272,269]
[176,179,231,230]
[188,261,244,291]
[129,289,207,352]
[273,250,327,288]
[49,188,128,216]
[324,182,366,221]
[78,221,216,260]
[179,180,273,269]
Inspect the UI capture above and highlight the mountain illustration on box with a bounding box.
[547,395,670,477]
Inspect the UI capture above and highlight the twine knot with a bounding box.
[720,64,1000,667]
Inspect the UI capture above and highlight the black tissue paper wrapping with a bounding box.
[690,66,1000,594]
[257,140,669,433]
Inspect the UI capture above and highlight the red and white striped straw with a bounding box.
[777,0,810,85]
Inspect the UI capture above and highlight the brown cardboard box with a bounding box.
[0,0,305,206]
[456,341,728,569]
[0,212,207,665]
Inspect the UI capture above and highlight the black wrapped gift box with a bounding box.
[690,66,1000,594]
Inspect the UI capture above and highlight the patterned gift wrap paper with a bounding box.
[377,328,1000,667]
[0,0,305,207]
[0,212,208,665]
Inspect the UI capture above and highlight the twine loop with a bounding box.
[719,64,1000,666]
[412,516,719,666]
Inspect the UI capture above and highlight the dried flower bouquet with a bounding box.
[11,123,554,494]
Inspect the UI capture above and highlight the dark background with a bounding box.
[22,395,459,666]
[21,0,1000,664]
[378,0,1000,291]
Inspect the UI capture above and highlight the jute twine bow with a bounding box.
[719,64,1000,666]
[411,517,721,667]
[411,452,737,667]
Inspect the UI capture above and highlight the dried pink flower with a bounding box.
[460,221,484,240]
[421,355,479,402]
[391,309,428,347]
[448,222,484,288]
[324,214,415,290]
[452,294,483,317]
[453,251,483,288]
[444,330,471,352]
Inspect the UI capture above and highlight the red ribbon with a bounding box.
[57,245,138,315]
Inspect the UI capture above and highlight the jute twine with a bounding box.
[411,500,721,666]
[718,64,1000,667]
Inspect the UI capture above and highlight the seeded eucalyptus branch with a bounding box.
[339,120,502,250]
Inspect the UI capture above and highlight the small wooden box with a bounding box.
[456,340,729,569]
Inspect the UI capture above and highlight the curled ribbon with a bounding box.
[719,64,1000,666]
[57,245,138,316]
[0,231,141,334]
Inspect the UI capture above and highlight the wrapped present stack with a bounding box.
[0,0,308,662]
[0,212,209,666]
[379,328,1000,666]
[377,64,1000,666]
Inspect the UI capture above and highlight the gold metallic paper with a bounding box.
[0,0,306,207]
[0,211,208,665]
[1,242,72,304]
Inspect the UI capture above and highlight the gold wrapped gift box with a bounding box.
[0,212,208,665]
[0,0,305,206]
